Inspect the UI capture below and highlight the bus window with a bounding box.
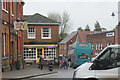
[79,43,88,47]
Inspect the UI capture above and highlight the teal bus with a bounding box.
[68,42,91,68]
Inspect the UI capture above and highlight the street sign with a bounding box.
[14,21,27,30]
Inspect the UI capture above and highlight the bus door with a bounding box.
[37,48,43,63]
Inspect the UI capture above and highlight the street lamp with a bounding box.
[111,12,115,17]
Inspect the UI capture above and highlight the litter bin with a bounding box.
[15,61,20,70]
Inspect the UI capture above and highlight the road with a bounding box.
[23,68,74,80]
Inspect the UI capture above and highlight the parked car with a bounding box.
[73,45,120,80]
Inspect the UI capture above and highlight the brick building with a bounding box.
[59,31,77,56]
[59,31,103,57]
[87,31,115,58]
[23,13,59,63]
[1,0,24,71]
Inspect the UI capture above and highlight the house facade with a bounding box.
[1,0,24,71]
[59,31,78,56]
[23,13,59,63]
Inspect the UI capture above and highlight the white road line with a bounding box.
[32,71,60,78]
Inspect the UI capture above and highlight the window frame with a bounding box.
[41,28,51,39]
[27,27,36,39]
[2,0,8,13]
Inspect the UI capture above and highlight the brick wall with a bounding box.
[87,31,115,58]
[24,25,59,43]
[2,1,24,71]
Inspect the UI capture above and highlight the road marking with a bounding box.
[32,71,60,78]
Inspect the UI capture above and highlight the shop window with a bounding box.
[44,47,56,60]
[24,48,36,60]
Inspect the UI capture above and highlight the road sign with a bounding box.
[14,21,27,30]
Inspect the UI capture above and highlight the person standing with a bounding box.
[39,56,44,70]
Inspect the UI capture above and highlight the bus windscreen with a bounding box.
[79,43,88,47]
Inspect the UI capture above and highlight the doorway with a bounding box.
[37,48,43,63]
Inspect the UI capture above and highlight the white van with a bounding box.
[73,45,120,80]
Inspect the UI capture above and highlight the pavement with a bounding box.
[2,64,59,79]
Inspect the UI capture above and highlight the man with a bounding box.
[39,56,44,70]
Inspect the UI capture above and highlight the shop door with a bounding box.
[37,48,43,63]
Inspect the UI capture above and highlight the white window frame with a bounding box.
[101,44,103,50]
[41,28,51,39]
[98,44,100,50]
[11,1,14,16]
[4,34,6,57]
[92,45,94,51]
[27,27,36,39]
[2,0,8,13]
[96,44,97,50]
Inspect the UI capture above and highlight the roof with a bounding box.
[60,31,78,44]
[77,31,103,42]
[87,31,114,36]
[24,13,59,25]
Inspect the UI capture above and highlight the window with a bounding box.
[97,48,120,69]
[98,44,100,50]
[101,44,103,50]
[2,0,8,13]
[28,27,35,39]
[4,34,6,57]
[96,44,97,50]
[41,28,51,39]
[11,1,14,16]
[24,48,36,60]
[92,45,94,51]
[44,47,56,60]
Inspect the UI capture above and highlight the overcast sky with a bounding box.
[23,0,120,33]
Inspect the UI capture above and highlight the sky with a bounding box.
[23,0,120,33]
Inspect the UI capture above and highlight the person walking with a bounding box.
[68,56,71,69]
[39,56,44,70]
[59,60,62,68]
[62,56,65,69]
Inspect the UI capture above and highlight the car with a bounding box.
[73,45,120,80]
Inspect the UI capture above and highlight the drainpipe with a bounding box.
[8,1,12,71]
[0,0,2,77]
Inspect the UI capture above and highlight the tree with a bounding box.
[84,25,90,31]
[94,21,102,31]
[48,11,71,41]
[77,27,83,31]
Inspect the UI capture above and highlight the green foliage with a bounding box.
[84,25,90,31]
[94,21,102,31]
[59,32,68,42]
[77,27,83,31]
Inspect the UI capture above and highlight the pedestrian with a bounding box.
[59,60,62,68]
[62,56,65,69]
[68,56,71,69]
[64,57,69,69]
[39,56,44,70]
